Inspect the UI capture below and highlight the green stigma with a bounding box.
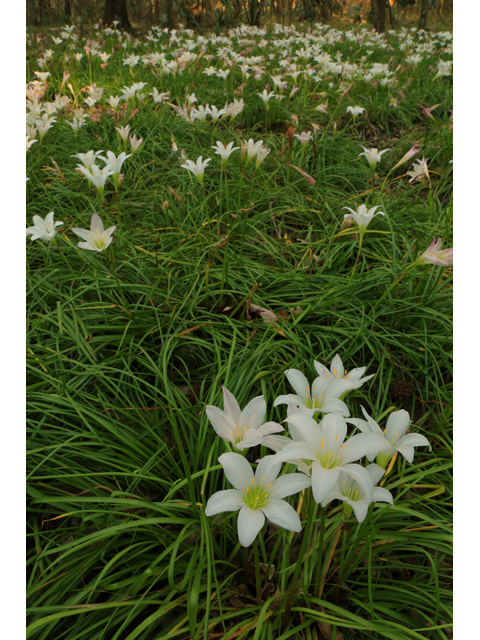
[243,483,269,510]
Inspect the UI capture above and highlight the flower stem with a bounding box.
[253,539,262,607]
[282,492,318,631]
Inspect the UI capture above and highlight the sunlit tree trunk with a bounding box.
[418,0,429,30]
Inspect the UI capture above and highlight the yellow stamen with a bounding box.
[321,437,324,449]
[262,476,265,482]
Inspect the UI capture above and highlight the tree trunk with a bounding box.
[387,0,394,29]
[166,0,174,29]
[104,0,132,29]
[64,0,71,18]
[371,0,386,33]
[418,0,429,30]
[37,0,43,24]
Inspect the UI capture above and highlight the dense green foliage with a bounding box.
[27,22,452,640]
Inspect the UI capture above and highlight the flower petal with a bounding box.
[273,394,304,408]
[285,369,310,398]
[261,435,293,453]
[90,213,105,234]
[321,413,347,454]
[255,455,281,487]
[284,413,320,448]
[237,506,265,547]
[365,463,385,486]
[205,489,244,516]
[311,462,340,503]
[385,410,410,440]
[274,442,316,464]
[257,421,284,436]
[341,432,390,464]
[239,395,266,430]
[341,463,374,503]
[396,433,431,451]
[351,499,369,523]
[262,499,302,532]
[222,386,241,423]
[218,452,253,491]
[372,487,394,506]
[269,473,311,499]
[205,406,236,437]
[71,227,93,242]
[395,445,415,463]
[313,360,333,380]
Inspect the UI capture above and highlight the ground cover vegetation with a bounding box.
[26,17,453,640]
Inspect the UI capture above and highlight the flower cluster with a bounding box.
[205,353,431,546]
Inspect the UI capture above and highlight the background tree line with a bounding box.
[26,0,453,33]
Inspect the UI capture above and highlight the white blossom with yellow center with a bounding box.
[205,453,311,547]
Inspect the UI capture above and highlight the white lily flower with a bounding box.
[257,90,276,110]
[115,124,131,141]
[206,386,283,451]
[346,406,431,466]
[212,141,239,166]
[191,105,211,123]
[359,146,390,169]
[273,413,391,503]
[346,105,365,119]
[71,150,104,170]
[98,151,132,189]
[108,95,122,109]
[77,164,114,194]
[129,134,144,153]
[26,212,63,241]
[209,105,226,123]
[150,88,170,103]
[342,204,385,235]
[274,368,363,418]
[205,453,311,547]
[255,146,270,169]
[322,463,393,523]
[181,156,211,186]
[406,156,430,183]
[294,131,312,148]
[314,353,374,388]
[71,213,116,252]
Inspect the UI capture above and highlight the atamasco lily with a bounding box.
[71,213,116,253]
[77,164,114,202]
[412,237,453,267]
[346,406,431,468]
[321,463,393,523]
[205,453,311,547]
[206,386,284,451]
[273,368,363,418]
[273,413,392,503]
[26,211,63,241]
[314,353,374,390]
[342,204,385,239]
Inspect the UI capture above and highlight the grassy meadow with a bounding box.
[26,20,453,640]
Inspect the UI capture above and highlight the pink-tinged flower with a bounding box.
[315,100,328,114]
[287,164,316,186]
[406,156,429,183]
[391,145,421,172]
[420,103,441,119]
[294,131,313,148]
[414,238,453,267]
[71,213,116,252]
